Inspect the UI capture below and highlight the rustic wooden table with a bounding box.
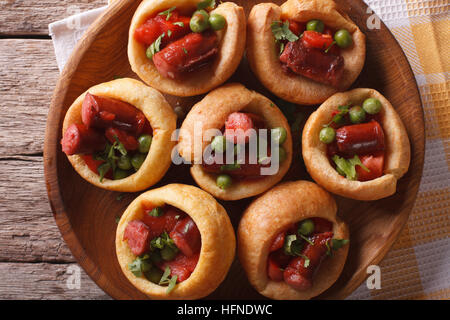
[0,0,111,299]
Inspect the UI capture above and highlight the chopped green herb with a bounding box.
[220,163,241,171]
[331,239,349,250]
[324,40,337,53]
[97,162,111,182]
[159,266,177,293]
[150,232,178,252]
[182,47,188,54]
[283,234,303,256]
[328,105,350,125]
[158,7,176,21]
[175,215,180,220]
[128,255,151,277]
[115,216,120,224]
[332,155,370,180]
[173,21,184,27]
[148,207,164,217]
[116,194,125,201]
[146,33,165,59]
[271,20,299,43]
[167,29,172,37]
[299,234,314,246]
[299,254,310,268]
[167,275,177,293]
[197,0,216,10]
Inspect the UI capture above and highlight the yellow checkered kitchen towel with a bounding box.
[348,0,450,300]
[49,0,449,300]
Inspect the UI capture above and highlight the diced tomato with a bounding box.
[123,220,151,256]
[270,232,286,252]
[224,112,257,144]
[311,218,333,233]
[170,217,201,257]
[288,20,306,36]
[105,127,139,151]
[158,252,199,282]
[81,154,112,179]
[141,207,183,239]
[302,30,334,50]
[134,11,191,47]
[356,151,385,181]
[267,255,284,281]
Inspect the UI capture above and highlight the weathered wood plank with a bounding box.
[0,262,111,299]
[0,0,107,36]
[0,39,58,156]
[0,157,74,263]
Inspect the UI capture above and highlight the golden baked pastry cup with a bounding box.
[302,88,411,200]
[177,83,293,201]
[247,0,366,105]
[115,183,236,300]
[128,0,246,97]
[62,78,177,192]
[238,180,349,300]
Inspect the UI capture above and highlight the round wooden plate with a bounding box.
[44,0,424,299]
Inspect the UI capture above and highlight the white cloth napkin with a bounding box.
[49,6,108,72]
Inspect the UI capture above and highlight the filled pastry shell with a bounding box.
[128,0,246,97]
[302,88,411,200]
[238,180,349,300]
[116,183,236,300]
[61,78,176,192]
[247,0,365,105]
[177,83,293,201]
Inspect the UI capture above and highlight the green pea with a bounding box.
[319,127,336,144]
[362,98,382,115]
[138,134,152,154]
[117,154,132,170]
[131,153,146,171]
[160,246,177,261]
[298,219,315,236]
[278,146,287,163]
[211,135,227,153]
[271,127,287,145]
[146,46,153,59]
[209,13,226,31]
[144,267,164,284]
[349,106,366,124]
[113,169,130,180]
[306,19,324,33]
[190,10,209,33]
[334,29,353,48]
[216,174,232,190]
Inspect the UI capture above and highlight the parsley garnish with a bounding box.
[173,21,184,27]
[147,33,165,59]
[159,266,178,294]
[94,136,128,182]
[299,234,314,246]
[197,0,216,10]
[271,20,299,42]
[324,40,337,53]
[150,232,178,252]
[299,254,310,268]
[326,105,350,126]
[115,216,120,224]
[158,7,176,21]
[97,162,111,182]
[128,255,151,277]
[326,239,349,256]
[167,30,172,37]
[283,234,304,256]
[182,47,188,54]
[332,155,370,180]
[148,207,164,217]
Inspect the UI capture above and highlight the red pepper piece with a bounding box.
[158,252,200,282]
[81,154,113,179]
[141,206,185,240]
[224,112,257,144]
[134,11,191,47]
[170,217,201,257]
[82,93,147,135]
[267,255,284,281]
[123,220,151,256]
[61,123,106,156]
[335,120,385,156]
[302,31,334,50]
[356,151,385,181]
[283,232,333,291]
[152,31,218,79]
[105,127,139,151]
[270,232,286,252]
[288,20,306,36]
